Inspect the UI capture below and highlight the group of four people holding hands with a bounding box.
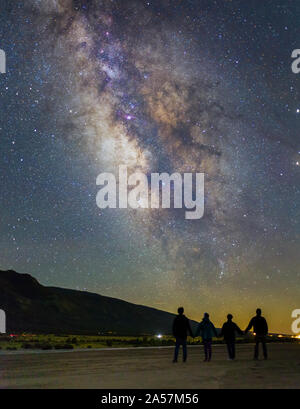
[172,307,268,362]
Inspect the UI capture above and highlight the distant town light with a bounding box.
[156,334,162,338]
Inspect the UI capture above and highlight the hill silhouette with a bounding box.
[0,270,198,335]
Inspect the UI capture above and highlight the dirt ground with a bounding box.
[1,343,300,389]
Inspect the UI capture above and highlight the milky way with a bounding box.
[1,0,300,332]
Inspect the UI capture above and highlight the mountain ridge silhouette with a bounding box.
[0,269,198,335]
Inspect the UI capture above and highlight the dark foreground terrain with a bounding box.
[1,343,300,389]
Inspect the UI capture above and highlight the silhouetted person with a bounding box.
[220,314,243,360]
[245,308,268,360]
[172,307,193,363]
[196,313,218,362]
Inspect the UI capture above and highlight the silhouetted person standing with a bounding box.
[245,308,268,360]
[196,313,218,362]
[172,307,193,363]
[220,314,243,360]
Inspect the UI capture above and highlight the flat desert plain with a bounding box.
[1,343,300,389]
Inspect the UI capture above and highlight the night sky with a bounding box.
[1,0,300,334]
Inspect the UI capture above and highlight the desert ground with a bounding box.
[1,343,300,389]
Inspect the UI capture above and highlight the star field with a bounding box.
[0,0,300,333]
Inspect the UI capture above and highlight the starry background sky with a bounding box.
[0,0,300,333]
